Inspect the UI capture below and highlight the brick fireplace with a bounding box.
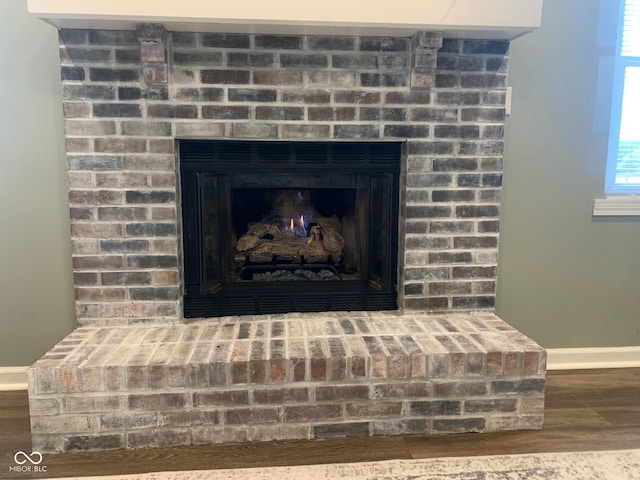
[26,0,546,453]
[60,27,508,325]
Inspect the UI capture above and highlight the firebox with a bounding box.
[179,139,401,317]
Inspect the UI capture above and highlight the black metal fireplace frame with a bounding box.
[179,139,402,318]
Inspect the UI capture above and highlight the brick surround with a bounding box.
[28,312,545,452]
[60,27,508,326]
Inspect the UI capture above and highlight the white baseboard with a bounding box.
[546,346,640,370]
[0,366,28,391]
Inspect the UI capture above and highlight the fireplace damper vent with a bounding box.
[179,139,401,318]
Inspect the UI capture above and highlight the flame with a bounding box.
[290,218,294,231]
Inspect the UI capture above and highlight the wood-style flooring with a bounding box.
[1,368,639,478]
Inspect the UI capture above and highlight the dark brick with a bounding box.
[435,74,458,88]
[461,108,506,122]
[281,54,328,68]
[316,385,370,401]
[434,125,480,139]
[404,283,424,295]
[428,252,473,264]
[431,190,476,202]
[130,287,179,301]
[452,296,496,309]
[457,174,481,187]
[409,108,458,122]
[147,104,198,118]
[433,418,485,433]
[360,107,406,121]
[308,107,355,121]
[101,271,151,285]
[171,32,196,47]
[125,191,175,204]
[404,268,449,281]
[409,400,460,416]
[435,91,480,106]
[68,190,122,205]
[406,174,452,187]
[282,90,330,103]
[434,381,487,397]
[433,159,478,172]
[437,55,484,71]
[462,73,507,89]
[452,266,497,279]
[253,71,303,85]
[125,223,176,236]
[115,48,141,64]
[202,105,251,119]
[384,125,429,138]
[253,388,309,404]
[94,138,146,153]
[478,220,500,233]
[62,47,111,64]
[65,435,123,451]
[492,378,545,394]
[429,221,474,234]
[456,205,500,218]
[201,70,250,85]
[227,52,275,67]
[465,399,518,413]
[332,54,378,69]
[93,103,142,117]
[256,107,304,121]
[440,39,461,53]
[59,29,88,45]
[97,207,147,221]
[482,174,503,187]
[128,393,186,410]
[309,36,356,50]
[284,404,342,422]
[201,33,250,48]
[69,207,93,220]
[255,35,302,49]
[174,87,223,102]
[428,282,472,295]
[333,125,380,139]
[72,256,124,270]
[100,240,149,253]
[334,91,381,104]
[463,40,509,54]
[360,73,407,87]
[121,121,172,137]
[453,236,498,249]
[372,383,430,398]
[61,66,85,81]
[74,272,98,286]
[89,30,137,45]
[405,236,450,250]
[225,407,279,425]
[228,88,277,102]
[406,206,451,218]
[314,423,370,439]
[173,51,223,65]
[193,390,250,406]
[63,85,115,100]
[381,54,407,70]
[360,37,408,51]
[68,155,122,172]
[385,91,431,104]
[89,68,139,82]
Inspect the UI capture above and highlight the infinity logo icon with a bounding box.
[14,451,43,465]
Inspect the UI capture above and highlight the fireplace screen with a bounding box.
[180,140,401,317]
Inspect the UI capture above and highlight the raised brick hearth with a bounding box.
[28,312,545,452]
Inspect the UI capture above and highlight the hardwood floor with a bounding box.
[1,368,639,478]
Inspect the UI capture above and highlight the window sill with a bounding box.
[593,195,640,216]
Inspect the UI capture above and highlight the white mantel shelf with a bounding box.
[27,0,543,40]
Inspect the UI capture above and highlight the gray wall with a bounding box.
[0,2,75,366]
[497,0,640,348]
[1,0,637,366]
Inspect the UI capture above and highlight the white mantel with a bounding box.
[28,0,542,40]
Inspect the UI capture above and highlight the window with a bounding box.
[606,0,640,192]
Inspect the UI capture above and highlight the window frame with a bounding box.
[604,0,640,194]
